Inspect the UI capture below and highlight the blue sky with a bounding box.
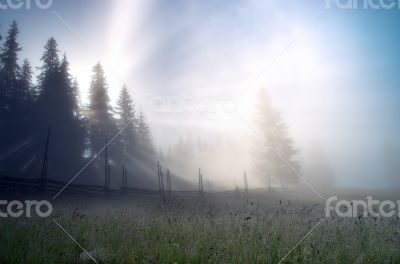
[1,0,400,188]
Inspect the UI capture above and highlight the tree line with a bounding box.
[0,21,156,187]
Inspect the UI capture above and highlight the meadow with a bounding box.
[1,192,400,263]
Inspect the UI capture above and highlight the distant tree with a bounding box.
[136,111,156,175]
[71,78,81,115]
[384,140,400,188]
[137,112,153,153]
[88,63,116,155]
[251,89,300,187]
[0,21,21,113]
[306,142,335,192]
[116,85,137,164]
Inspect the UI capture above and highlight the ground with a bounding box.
[0,192,399,263]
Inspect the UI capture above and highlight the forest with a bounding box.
[0,21,157,188]
[0,20,313,192]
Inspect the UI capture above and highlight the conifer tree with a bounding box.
[252,89,300,187]
[0,21,21,112]
[88,63,115,154]
[137,111,155,170]
[116,85,137,164]
[17,59,33,106]
[137,111,153,152]
[35,39,84,179]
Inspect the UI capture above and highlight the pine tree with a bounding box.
[0,21,21,112]
[88,63,115,154]
[35,39,84,180]
[0,21,23,170]
[252,89,300,187]
[37,37,60,106]
[17,59,33,106]
[116,85,137,164]
[136,111,156,178]
[137,111,153,152]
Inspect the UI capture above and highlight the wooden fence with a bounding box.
[0,168,269,198]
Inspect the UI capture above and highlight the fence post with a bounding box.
[40,128,51,193]
[160,166,164,191]
[121,165,126,194]
[198,168,203,197]
[244,171,249,202]
[105,138,109,196]
[166,169,171,195]
[244,171,248,192]
[124,167,128,187]
[158,163,165,198]
[107,164,111,195]
[157,161,161,190]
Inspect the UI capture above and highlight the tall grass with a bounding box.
[1,196,399,263]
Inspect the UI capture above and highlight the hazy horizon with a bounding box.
[2,0,400,190]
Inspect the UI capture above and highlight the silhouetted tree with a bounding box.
[136,111,156,176]
[0,21,35,177]
[88,63,116,155]
[17,59,33,106]
[116,85,137,164]
[0,20,21,114]
[0,21,159,187]
[137,112,153,152]
[251,89,300,187]
[35,39,84,180]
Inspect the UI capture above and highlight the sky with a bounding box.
[1,0,400,188]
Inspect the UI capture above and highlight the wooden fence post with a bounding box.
[107,164,111,195]
[105,138,109,196]
[166,169,171,195]
[198,168,204,197]
[121,165,126,194]
[158,162,165,198]
[157,161,161,190]
[244,171,249,201]
[160,166,164,191]
[244,171,248,192]
[124,168,127,187]
[40,128,51,193]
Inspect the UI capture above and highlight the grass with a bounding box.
[1,194,400,263]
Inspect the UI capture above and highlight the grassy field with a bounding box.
[1,193,400,263]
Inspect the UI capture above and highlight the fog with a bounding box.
[2,0,400,193]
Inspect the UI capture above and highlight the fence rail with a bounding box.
[0,174,271,198]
